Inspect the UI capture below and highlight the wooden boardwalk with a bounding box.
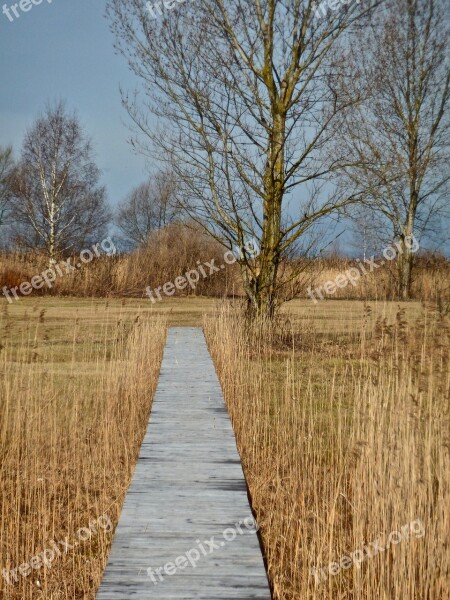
[97,327,271,599]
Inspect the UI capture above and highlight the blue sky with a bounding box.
[2,2,445,256]
[0,0,149,207]
[0,0,349,252]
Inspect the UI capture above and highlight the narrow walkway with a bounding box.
[97,327,271,599]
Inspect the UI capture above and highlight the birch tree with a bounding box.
[10,103,111,262]
[337,0,450,299]
[107,0,377,317]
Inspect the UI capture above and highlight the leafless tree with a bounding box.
[9,102,111,262]
[0,146,14,235]
[337,0,450,299]
[107,0,378,317]
[349,205,392,260]
[116,170,178,247]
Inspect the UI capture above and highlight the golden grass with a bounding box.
[204,302,450,599]
[0,296,217,329]
[1,296,449,599]
[0,300,167,599]
[1,243,448,304]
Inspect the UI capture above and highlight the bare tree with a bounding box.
[349,204,394,260]
[116,170,178,247]
[9,102,111,262]
[0,146,14,235]
[337,0,450,299]
[107,0,378,317]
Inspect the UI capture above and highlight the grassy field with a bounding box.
[205,300,449,599]
[0,296,448,599]
[0,297,167,599]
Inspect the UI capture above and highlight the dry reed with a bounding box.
[1,230,448,303]
[204,303,449,599]
[0,305,166,599]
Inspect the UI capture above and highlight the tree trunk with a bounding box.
[398,208,416,300]
[246,110,285,319]
[49,199,56,268]
[398,243,413,300]
[244,258,280,320]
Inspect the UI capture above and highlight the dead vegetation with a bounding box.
[0,303,166,599]
[205,303,450,599]
[1,230,448,305]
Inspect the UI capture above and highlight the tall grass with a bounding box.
[0,306,166,599]
[205,304,449,599]
[0,223,240,300]
[1,226,448,303]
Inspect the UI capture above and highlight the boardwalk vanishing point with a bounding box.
[97,327,271,599]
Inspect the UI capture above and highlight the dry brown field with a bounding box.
[1,297,448,599]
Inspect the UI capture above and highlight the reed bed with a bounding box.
[0,304,166,599]
[1,235,448,303]
[205,303,449,599]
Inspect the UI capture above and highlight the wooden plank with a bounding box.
[97,327,271,599]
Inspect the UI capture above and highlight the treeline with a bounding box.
[1,222,448,304]
[0,96,448,305]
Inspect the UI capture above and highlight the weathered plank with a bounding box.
[97,327,271,599]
